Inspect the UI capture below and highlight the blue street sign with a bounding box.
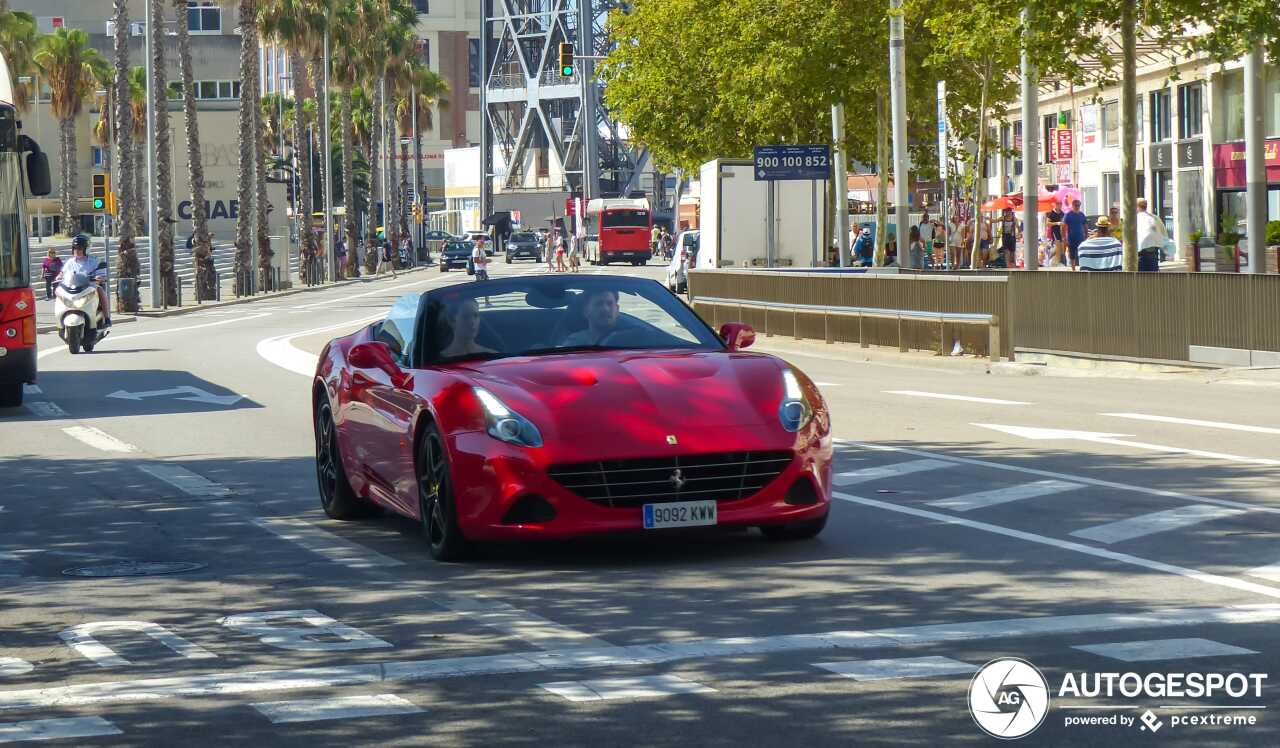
[753,144,831,181]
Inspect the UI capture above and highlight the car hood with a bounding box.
[457,349,787,442]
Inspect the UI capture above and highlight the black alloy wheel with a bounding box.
[315,399,372,519]
[417,423,472,561]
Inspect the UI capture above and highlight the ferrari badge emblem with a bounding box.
[666,435,678,445]
[669,469,686,490]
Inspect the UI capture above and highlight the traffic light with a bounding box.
[558,43,574,77]
[91,173,109,211]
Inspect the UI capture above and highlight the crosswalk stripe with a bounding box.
[833,459,952,487]
[251,694,421,724]
[23,401,66,419]
[436,595,609,650]
[1072,637,1257,662]
[539,674,716,702]
[61,426,137,453]
[252,517,406,569]
[927,479,1082,512]
[136,464,231,498]
[0,717,122,743]
[1069,504,1246,544]
[1247,560,1280,583]
[816,656,977,681]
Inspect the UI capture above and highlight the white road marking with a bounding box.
[59,621,218,667]
[219,610,392,652]
[254,313,385,377]
[835,439,1280,516]
[1101,412,1280,436]
[0,717,122,743]
[252,518,405,569]
[834,491,1280,601]
[974,423,1280,467]
[1072,638,1258,662]
[437,594,609,650]
[37,312,272,359]
[22,401,66,418]
[136,464,231,498]
[813,381,841,387]
[295,275,442,310]
[1247,560,1280,584]
[0,659,32,677]
[21,384,40,395]
[539,674,716,702]
[815,656,977,681]
[60,426,137,453]
[927,480,1083,512]
[1069,505,1247,544]
[4,604,1279,711]
[252,694,421,724]
[833,459,952,487]
[885,390,1031,405]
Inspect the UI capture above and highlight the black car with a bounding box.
[505,232,543,263]
[439,239,474,272]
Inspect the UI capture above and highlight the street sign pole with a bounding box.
[144,0,159,307]
[937,80,948,269]
[322,28,335,282]
[888,0,911,263]
[1021,5,1039,271]
[832,103,849,267]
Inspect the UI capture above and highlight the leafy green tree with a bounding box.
[34,28,106,236]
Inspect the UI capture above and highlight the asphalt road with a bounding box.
[3,257,1280,746]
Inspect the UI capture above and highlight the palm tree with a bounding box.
[110,0,139,310]
[233,0,259,295]
[128,66,147,241]
[146,0,177,305]
[396,63,446,242]
[174,0,217,301]
[254,82,273,291]
[34,28,105,236]
[331,0,368,278]
[0,9,37,112]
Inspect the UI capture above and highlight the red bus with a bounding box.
[0,51,52,408]
[583,198,652,266]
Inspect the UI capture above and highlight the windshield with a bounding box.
[445,240,474,252]
[418,276,722,365]
[510,233,537,242]
[0,153,27,290]
[601,209,650,229]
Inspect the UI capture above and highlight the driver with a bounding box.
[56,234,111,326]
[438,298,497,358]
[560,288,620,346]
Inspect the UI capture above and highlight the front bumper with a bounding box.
[446,428,833,541]
[0,344,36,386]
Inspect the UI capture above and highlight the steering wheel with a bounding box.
[476,318,508,353]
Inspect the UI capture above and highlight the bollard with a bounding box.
[989,315,1001,362]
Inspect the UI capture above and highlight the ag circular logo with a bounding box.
[969,658,1050,739]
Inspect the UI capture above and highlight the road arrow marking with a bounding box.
[107,386,242,406]
[973,423,1280,467]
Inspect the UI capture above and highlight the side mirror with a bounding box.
[720,322,756,352]
[26,150,51,197]
[349,341,412,389]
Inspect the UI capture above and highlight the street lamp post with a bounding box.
[144,0,160,307]
[411,83,421,251]
[888,0,910,261]
[322,27,335,282]
[18,75,41,242]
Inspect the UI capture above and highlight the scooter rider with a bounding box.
[56,235,111,326]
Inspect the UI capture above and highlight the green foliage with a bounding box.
[1265,220,1280,247]
[1217,208,1243,245]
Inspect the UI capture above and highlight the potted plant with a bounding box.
[1267,220,1280,274]
[1187,229,1203,271]
[1215,209,1243,273]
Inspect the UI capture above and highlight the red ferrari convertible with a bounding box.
[312,275,832,560]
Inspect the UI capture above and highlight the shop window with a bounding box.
[1103,172,1120,210]
[1222,70,1245,142]
[187,2,221,33]
[1178,83,1203,139]
[1267,69,1280,137]
[1150,89,1172,142]
[1102,101,1119,147]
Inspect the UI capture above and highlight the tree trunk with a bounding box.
[292,50,316,285]
[1120,2,1138,270]
[367,81,382,273]
[133,138,146,239]
[59,117,74,236]
[971,58,991,269]
[174,0,216,301]
[874,95,889,267]
[341,89,358,278]
[111,0,138,311]
[234,0,256,295]
[254,59,272,292]
[306,57,329,275]
[150,0,177,306]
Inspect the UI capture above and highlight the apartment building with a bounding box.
[987,50,1280,256]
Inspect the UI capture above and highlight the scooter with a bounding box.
[54,273,108,354]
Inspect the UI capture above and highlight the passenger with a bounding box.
[560,288,620,346]
[439,298,497,358]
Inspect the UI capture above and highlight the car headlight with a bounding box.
[778,369,814,432]
[474,387,543,448]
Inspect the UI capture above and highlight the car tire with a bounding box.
[0,381,21,408]
[315,399,375,520]
[760,511,828,541]
[418,423,473,561]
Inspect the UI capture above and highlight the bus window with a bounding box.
[601,209,650,228]
[0,154,25,288]
[0,107,15,153]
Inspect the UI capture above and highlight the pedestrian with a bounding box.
[908,224,925,270]
[959,217,973,269]
[41,248,62,300]
[998,207,1019,268]
[383,236,398,278]
[917,211,934,266]
[401,231,415,265]
[947,216,963,269]
[1077,216,1123,271]
[650,223,661,258]
[470,238,490,281]
[851,227,873,267]
[568,231,581,272]
[1063,199,1088,271]
[1135,198,1167,272]
[545,230,557,272]
[334,235,347,280]
[978,215,992,266]
[555,231,568,272]
[1046,200,1066,266]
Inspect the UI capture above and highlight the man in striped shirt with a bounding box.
[1076,216,1123,271]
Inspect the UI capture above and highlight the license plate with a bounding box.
[643,500,717,529]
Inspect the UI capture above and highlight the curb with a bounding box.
[129,265,432,319]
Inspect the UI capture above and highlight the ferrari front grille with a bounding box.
[547,451,794,508]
